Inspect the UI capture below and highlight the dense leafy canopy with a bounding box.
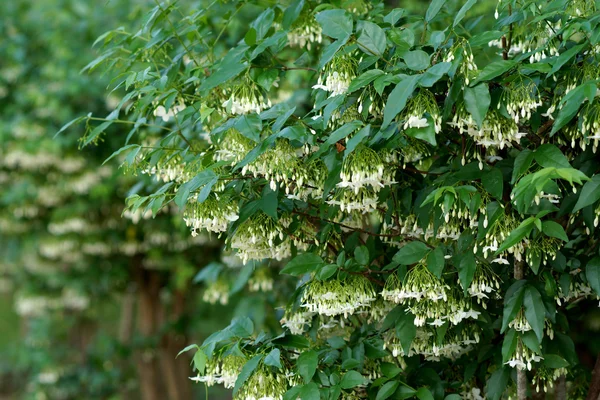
[67,0,600,398]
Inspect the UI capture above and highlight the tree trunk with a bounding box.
[135,261,167,400]
[554,374,566,400]
[586,353,600,400]
[514,261,527,400]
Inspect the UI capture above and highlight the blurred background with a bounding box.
[2,0,600,399]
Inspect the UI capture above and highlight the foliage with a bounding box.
[73,0,600,398]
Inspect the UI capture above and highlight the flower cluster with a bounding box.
[313,54,357,97]
[301,275,376,318]
[480,212,525,264]
[190,355,245,388]
[444,41,478,85]
[449,107,524,151]
[202,279,230,305]
[153,100,186,122]
[505,341,543,371]
[228,213,292,264]
[500,80,541,124]
[280,310,315,335]
[402,90,442,134]
[215,129,255,165]
[183,194,239,236]
[337,147,394,193]
[234,365,292,400]
[287,13,322,50]
[223,77,271,115]
[243,138,299,192]
[248,268,274,292]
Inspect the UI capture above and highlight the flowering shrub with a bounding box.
[76,0,600,398]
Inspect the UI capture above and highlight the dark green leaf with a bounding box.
[464,83,490,128]
[544,354,569,368]
[393,242,430,265]
[348,70,385,93]
[586,257,600,296]
[297,350,318,383]
[419,62,451,87]
[382,75,420,128]
[340,370,367,389]
[299,382,320,400]
[416,387,434,400]
[486,367,510,400]
[265,348,282,369]
[315,9,353,40]
[281,253,324,276]
[282,0,305,29]
[404,50,430,71]
[542,221,568,242]
[357,21,387,56]
[482,167,503,199]
[233,355,263,395]
[551,81,598,135]
[458,253,476,294]
[501,329,517,363]
[534,144,570,169]
[471,60,517,85]
[425,0,445,22]
[512,149,534,184]
[395,311,417,354]
[496,217,535,254]
[316,264,338,281]
[377,381,400,400]
[523,286,545,342]
[573,175,600,212]
[453,0,477,27]
[355,246,370,265]
[426,246,445,278]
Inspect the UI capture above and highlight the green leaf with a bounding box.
[496,217,535,254]
[315,9,353,40]
[542,221,568,242]
[193,349,207,374]
[384,9,405,26]
[425,0,445,22]
[347,70,385,93]
[377,381,400,400]
[299,382,320,400]
[523,286,545,342]
[230,316,255,337]
[544,354,569,368]
[355,246,370,265]
[382,75,420,128]
[297,350,318,383]
[586,257,600,296]
[573,175,600,212]
[501,329,518,363]
[512,149,534,184]
[282,0,305,29]
[174,170,218,209]
[404,50,430,71]
[340,370,367,389]
[281,253,324,276]
[464,83,490,128]
[551,81,598,135]
[471,60,517,85]
[316,264,338,281]
[482,167,503,199]
[201,47,248,91]
[395,311,417,353]
[534,144,570,169]
[416,387,434,400]
[453,0,477,27]
[177,344,198,358]
[405,115,437,145]
[419,62,451,87]
[501,281,526,333]
[233,355,263,395]
[264,348,282,369]
[549,43,586,76]
[260,185,278,220]
[486,367,510,400]
[357,21,387,57]
[345,125,371,157]
[426,246,445,278]
[458,253,476,294]
[393,242,430,265]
